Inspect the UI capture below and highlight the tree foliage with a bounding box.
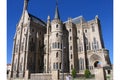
[72,68,76,78]
[84,69,91,78]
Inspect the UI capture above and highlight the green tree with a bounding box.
[84,69,91,78]
[72,68,76,78]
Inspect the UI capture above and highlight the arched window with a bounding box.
[19,64,22,72]
[71,54,72,59]
[92,37,99,50]
[69,29,71,32]
[56,62,58,69]
[56,33,58,37]
[14,59,17,71]
[55,42,57,48]
[85,37,88,45]
[53,63,55,69]
[56,24,58,28]
[85,37,89,50]
[60,63,61,69]
[79,58,84,70]
[58,43,60,48]
[85,29,87,33]
[70,36,72,40]
[61,43,62,49]
[56,52,58,58]
[71,65,73,69]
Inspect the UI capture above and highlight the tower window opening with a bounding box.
[71,54,72,59]
[53,63,55,69]
[60,63,61,69]
[56,52,58,58]
[58,43,60,48]
[56,33,58,37]
[70,36,72,40]
[71,65,73,69]
[56,62,58,69]
[56,24,58,28]
[85,29,87,33]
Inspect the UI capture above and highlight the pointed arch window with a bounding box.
[58,42,60,48]
[69,29,71,32]
[56,24,58,28]
[71,54,72,59]
[56,52,58,58]
[92,37,99,50]
[56,62,58,69]
[70,36,72,40]
[71,65,73,69]
[85,37,89,50]
[79,58,84,70]
[55,42,57,48]
[60,63,61,69]
[19,57,23,72]
[53,63,55,69]
[14,59,18,71]
[56,33,58,37]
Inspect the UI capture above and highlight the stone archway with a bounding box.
[89,54,103,68]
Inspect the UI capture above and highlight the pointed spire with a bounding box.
[23,0,29,11]
[47,15,50,21]
[54,0,60,19]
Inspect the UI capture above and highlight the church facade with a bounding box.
[10,0,111,79]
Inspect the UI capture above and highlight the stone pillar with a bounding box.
[95,68,106,80]
[25,70,30,80]
[52,70,59,80]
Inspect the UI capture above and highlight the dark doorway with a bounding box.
[94,61,101,68]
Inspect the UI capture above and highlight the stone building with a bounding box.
[9,0,111,79]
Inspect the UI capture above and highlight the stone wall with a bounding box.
[30,73,52,80]
[29,73,70,80]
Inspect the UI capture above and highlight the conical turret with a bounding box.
[54,1,60,19]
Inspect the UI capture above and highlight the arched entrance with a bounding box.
[94,61,101,68]
[90,54,103,68]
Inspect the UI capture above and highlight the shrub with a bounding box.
[84,69,91,78]
[72,68,76,78]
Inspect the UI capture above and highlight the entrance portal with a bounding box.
[94,61,101,68]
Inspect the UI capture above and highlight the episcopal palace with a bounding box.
[9,0,111,79]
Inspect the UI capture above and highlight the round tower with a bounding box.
[51,3,63,71]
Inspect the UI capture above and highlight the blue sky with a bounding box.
[7,0,113,64]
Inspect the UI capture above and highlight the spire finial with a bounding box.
[54,0,60,19]
[23,0,29,11]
